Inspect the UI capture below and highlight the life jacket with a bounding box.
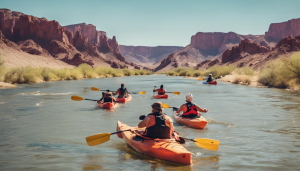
[158,88,165,95]
[183,102,198,116]
[103,96,113,103]
[144,112,172,139]
[118,87,127,96]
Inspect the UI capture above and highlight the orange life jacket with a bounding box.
[183,102,198,116]
[158,88,165,95]
[144,112,172,139]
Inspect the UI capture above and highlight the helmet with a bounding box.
[209,74,212,76]
[186,93,193,101]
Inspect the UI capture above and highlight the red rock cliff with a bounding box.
[265,18,300,42]
[190,32,242,55]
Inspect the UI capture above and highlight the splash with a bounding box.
[36,102,43,106]
[206,118,237,128]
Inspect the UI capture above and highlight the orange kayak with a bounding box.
[153,94,168,99]
[97,102,119,109]
[116,121,192,165]
[173,111,207,129]
[116,95,132,103]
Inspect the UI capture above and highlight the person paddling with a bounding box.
[114,83,129,98]
[102,92,116,103]
[138,102,177,139]
[153,85,166,95]
[206,74,214,82]
[176,93,208,118]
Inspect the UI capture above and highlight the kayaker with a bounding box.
[103,92,116,103]
[206,74,213,82]
[114,83,129,98]
[153,85,166,95]
[138,102,175,139]
[176,93,208,118]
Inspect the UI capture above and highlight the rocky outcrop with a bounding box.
[17,39,51,56]
[222,39,270,63]
[0,30,19,49]
[62,53,94,66]
[265,18,300,43]
[190,32,242,55]
[0,9,23,40]
[108,36,119,50]
[275,35,300,53]
[73,31,101,57]
[154,54,178,72]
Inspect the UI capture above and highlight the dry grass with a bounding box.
[2,63,153,84]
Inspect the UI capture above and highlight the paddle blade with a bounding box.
[71,95,84,101]
[172,92,180,95]
[197,78,203,80]
[139,91,146,94]
[162,103,171,108]
[91,87,100,91]
[193,138,219,151]
[86,133,112,146]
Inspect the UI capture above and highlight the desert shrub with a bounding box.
[208,65,237,78]
[235,67,255,76]
[4,67,40,84]
[280,52,300,82]
[122,68,135,76]
[70,68,84,80]
[192,70,203,77]
[166,70,177,76]
[0,56,7,81]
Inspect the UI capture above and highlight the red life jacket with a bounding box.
[158,88,165,95]
[144,112,172,139]
[183,102,198,116]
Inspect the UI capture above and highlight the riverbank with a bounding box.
[0,81,16,88]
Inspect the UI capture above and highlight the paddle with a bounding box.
[161,103,179,110]
[166,92,180,95]
[86,129,131,146]
[86,129,219,151]
[197,78,203,80]
[71,95,98,101]
[91,87,145,94]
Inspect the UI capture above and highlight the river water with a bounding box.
[0,75,299,171]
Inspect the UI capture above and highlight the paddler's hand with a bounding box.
[139,115,146,120]
[203,108,208,113]
[130,128,135,132]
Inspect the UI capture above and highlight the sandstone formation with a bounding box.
[222,39,270,63]
[275,35,300,53]
[265,18,300,43]
[190,32,242,55]
[0,9,135,69]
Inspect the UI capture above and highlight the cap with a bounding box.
[209,74,212,76]
[186,93,193,101]
[151,102,163,110]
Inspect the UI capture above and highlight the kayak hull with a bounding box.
[153,94,168,99]
[97,102,119,109]
[116,121,192,165]
[174,112,207,129]
[116,94,132,103]
[203,81,217,85]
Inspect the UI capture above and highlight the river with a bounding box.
[0,75,299,171]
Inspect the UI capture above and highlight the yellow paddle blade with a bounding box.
[71,95,84,101]
[193,138,219,151]
[139,91,146,94]
[86,133,112,146]
[91,87,100,91]
[197,78,203,80]
[172,92,180,95]
[162,103,171,108]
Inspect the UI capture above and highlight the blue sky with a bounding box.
[1,0,300,46]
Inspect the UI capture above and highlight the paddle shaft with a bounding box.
[85,98,99,101]
[111,129,131,135]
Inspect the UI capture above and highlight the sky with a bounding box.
[1,0,300,47]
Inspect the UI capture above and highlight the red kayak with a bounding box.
[116,94,132,103]
[153,94,168,99]
[116,121,192,165]
[97,102,119,109]
[203,81,217,85]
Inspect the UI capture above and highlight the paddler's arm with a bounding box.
[114,89,119,95]
[195,104,208,113]
[138,115,150,128]
[176,104,184,114]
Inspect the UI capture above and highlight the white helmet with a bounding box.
[186,93,193,101]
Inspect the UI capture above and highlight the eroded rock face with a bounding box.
[222,39,270,63]
[190,32,242,55]
[265,18,300,42]
[17,39,51,56]
[0,30,19,49]
[275,35,300,52]
[62,53,94,66]
[154,54,177,72]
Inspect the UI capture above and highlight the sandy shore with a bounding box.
[0,81,16,88]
